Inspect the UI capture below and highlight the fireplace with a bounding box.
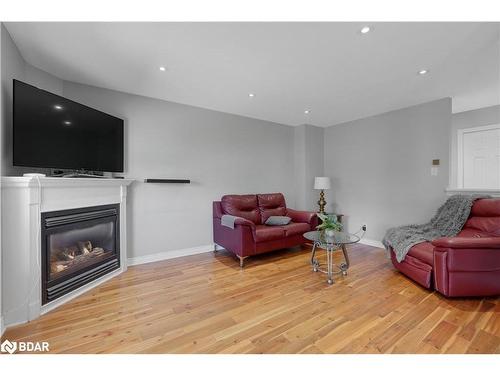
[41,204,120,304]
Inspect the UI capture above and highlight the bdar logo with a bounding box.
[1,339,17,354]
[0,339,49,354]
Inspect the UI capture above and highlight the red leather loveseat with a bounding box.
[391,198,500,297]
[213,193,317,267]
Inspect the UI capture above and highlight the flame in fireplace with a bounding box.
[50,240,107,274]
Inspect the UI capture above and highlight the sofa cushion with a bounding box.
[457,228,491,238]
[221,194,261,224]
[470,198,500,217]
[462,217,500,235]
[460,198,500,236]
[257,193,287,223]
[407,241,434,266]
[254,225,285,243]
[282,222,310,237]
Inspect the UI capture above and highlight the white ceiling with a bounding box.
[5,22,500,127]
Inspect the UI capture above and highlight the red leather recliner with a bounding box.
[391,198,500,297]
[213,193,318,267]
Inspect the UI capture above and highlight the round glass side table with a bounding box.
[303,230,360,284]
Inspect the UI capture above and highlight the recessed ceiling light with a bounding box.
[63,121,72,125]
[159,66,166,71]
[304,110,311,114]
[248,93,255,98]
[418,69,429,75]
[54,105,63,110]
[360,26,371,34]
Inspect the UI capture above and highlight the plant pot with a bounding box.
[325,229,336,238]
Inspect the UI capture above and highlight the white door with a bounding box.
[461,125,500,189]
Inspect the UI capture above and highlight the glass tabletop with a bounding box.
[303,230,360,245]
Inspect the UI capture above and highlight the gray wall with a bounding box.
[1,23,297,260]
[0,23,3,335]
[293,124,324,211]
[324,98,452,242]
[450,105,500,188]
[1,24,63,176]
[1,23,25,177]
[1,25,57,334]
[62,81,296,259]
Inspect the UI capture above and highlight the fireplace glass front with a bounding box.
[48,221,116,281]
[42,204,120,304]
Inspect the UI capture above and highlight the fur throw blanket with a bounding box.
[383,195,487,263]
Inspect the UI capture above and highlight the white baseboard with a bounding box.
[127,240,385,267]
[359,238,384,249]
[127,244,215,266]
[1,315,5,338]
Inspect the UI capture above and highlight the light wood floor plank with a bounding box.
[2,244,499,353]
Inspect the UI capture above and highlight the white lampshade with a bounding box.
[314,177,331,190]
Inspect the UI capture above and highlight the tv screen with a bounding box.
[13,80,124,172]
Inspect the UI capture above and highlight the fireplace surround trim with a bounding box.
[1,176,133,330]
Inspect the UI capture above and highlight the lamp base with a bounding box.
[317,190,326,214]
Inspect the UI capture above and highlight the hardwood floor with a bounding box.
[2,244,499,354]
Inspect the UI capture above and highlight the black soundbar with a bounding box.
[144,179,191,183]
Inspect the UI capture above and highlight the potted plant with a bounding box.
[316,213,343,237]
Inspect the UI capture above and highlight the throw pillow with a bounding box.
[265,216,292,226]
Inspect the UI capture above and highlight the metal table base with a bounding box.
[310,242,350,284]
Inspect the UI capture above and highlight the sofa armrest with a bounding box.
[286,208,318,229]
[233,217,256,229]
[432,236,500,250]
[213,201,224,219]
[213,218,256,257]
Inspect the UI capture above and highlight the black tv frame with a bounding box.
[13,79,124,173]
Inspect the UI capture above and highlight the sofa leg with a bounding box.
[213,243,218,253]
[237,255,248,268]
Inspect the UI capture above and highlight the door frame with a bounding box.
[457,123,500,188]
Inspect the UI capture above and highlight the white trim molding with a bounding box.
[1,176,135,189]
[1,315,5,338]
[0,176,134,330]
[359,238,384,249]
[446,188,500,197]
[128,239,388,267]
[457,123,500,189]
[128,245,215,266]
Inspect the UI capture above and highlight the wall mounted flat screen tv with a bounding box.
[13,80,124,172]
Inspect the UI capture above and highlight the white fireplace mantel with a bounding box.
[1,176,134,330]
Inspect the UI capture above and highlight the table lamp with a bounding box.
[314,177,331,214]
